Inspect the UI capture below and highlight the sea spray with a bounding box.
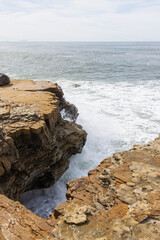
[21,78,160,218]
[0,42,160,218]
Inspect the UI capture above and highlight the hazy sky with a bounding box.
[0,0,160,41]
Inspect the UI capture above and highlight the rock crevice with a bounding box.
[1,136,159,239]
[0,79,159,240]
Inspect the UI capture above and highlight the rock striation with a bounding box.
[52,137,160,240]
[0,79,86,200]
[0,135,160,239]
[0,194,56,240]
[0,79,159,240]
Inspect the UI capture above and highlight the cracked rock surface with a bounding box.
[0,79,87,200]
[51,137,160,240]
[0,79,159,240]
[0,135,160,240]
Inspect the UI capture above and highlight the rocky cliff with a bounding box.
[0,79,86,200]
[52,137,160,240]
[0,79,159,240]
[0,136,160,239]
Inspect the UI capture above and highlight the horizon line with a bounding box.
[0,40,160,43]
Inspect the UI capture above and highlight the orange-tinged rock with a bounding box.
[0,79,87,200]
[0,194,55,240]
[51,136,160,240]
[0,79,160,240]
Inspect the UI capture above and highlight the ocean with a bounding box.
[1,42,160,218]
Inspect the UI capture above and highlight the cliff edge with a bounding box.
[52,137,160,240]
[0,136,159,239]
[0,79,159,240]
[0,79,87,200]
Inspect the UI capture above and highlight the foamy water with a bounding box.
[0,42,160,218]
[21,78,160,218]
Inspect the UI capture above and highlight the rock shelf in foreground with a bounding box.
[52,137,160,240]
[0,136,160,239]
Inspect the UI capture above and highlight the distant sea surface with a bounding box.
[1,42,160,218]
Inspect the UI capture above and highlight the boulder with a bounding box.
[72,84,81,88]
[0,73,10,86]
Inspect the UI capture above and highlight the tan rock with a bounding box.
[0,135,160,239]
[0,79,160,240]
[0,194,55,240]
[0,79,87,200]
[51,136,160,240]
[64,204,89,225]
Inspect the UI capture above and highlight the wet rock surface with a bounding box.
[0,73,10,86]
[60,99,79,123]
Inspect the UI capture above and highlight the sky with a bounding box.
[0,0,160,41]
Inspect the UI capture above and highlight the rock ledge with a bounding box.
[0,79,87,200]
[52,136,160,240]
[0,136,159,239]
[0,80,159,240]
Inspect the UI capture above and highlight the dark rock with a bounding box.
[73,84,81,88]
[0,73,10,86]
[60,99,79,123]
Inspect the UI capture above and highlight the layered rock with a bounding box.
[0,135,159,239]
[0,79,86,200]
[51,136,160,240]
[0,79,160,240]
[0,194,56,240]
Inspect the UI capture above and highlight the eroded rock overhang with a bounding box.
[0,79,87,200]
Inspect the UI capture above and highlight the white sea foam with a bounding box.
[2,41,159,218]
[21,78,160,218]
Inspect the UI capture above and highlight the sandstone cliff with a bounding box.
[52,137,160,240]
[0,79,86,200]
[0,137,160,239]
[0,80,159,240]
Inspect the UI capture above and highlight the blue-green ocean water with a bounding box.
[1,42,160,218]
